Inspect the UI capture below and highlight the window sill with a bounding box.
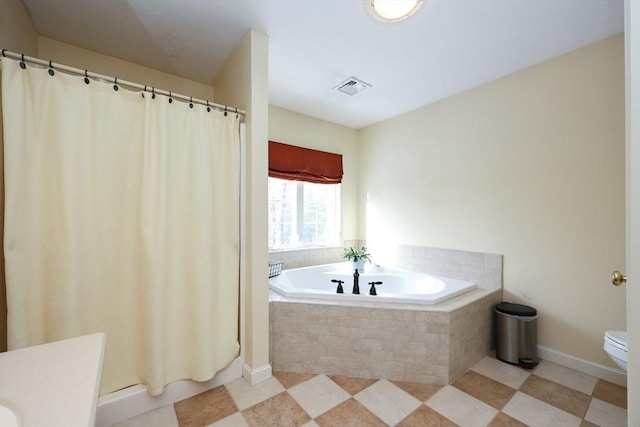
[269,245,343,253]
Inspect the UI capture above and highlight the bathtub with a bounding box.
[269,262,477,305]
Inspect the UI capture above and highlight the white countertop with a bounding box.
[0,333,106,426]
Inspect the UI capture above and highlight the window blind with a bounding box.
[268,141,343,184]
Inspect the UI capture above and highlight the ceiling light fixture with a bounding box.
[368,0,424,22]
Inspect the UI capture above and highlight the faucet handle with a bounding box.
[368,281,382,296]
[331,279,344,294]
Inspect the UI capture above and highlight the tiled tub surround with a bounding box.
[268,240,361,270]
[270,290,500,384]
[270,246,503,384]
[270,243,502,290]
[388,244,503,289]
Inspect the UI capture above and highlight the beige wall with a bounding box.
[214,30,270,379]
[268,105,358,241]
[358,34,626,367]
[0,0,38,56]
[0,0,40,353]
[38,38,214,101]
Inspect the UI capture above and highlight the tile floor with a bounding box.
[114,356,627,427]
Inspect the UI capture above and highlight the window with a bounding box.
[269,177,341,249]
[268,141,343,250]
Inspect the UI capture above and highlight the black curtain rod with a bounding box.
[1,49,246,117]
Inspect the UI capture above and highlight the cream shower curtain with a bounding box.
[1,58,240,395]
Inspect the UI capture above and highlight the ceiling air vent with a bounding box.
[333,76,372,96]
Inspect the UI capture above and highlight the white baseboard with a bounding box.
[242,362,272,386]
[95,357,243,427]
[537,345,627,387]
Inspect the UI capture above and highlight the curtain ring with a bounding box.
[224,105,228,117]
[19,53,26,69]
[113,77,119,91]
[84,70,90,85]
[169,91,173,103]
[48,60,54,76]
[152,87,156,99]
[235,106,239,118]
[206,101,211,113]
[189,96,193,109]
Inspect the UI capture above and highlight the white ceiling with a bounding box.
[21,0,624,129]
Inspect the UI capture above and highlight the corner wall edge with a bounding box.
[242,362,272,386]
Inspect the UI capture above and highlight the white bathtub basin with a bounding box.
[269,262,477,305]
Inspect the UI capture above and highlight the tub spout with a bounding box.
[353,269,360,294]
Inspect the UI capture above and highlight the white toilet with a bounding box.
[604,330,628,372]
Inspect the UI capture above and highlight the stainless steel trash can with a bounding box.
[495,302,538,368]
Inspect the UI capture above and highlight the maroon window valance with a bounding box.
[268,141,343,184]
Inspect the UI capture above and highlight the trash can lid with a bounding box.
[496,302,537,316]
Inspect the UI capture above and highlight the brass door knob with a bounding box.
[611,271,627,286]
